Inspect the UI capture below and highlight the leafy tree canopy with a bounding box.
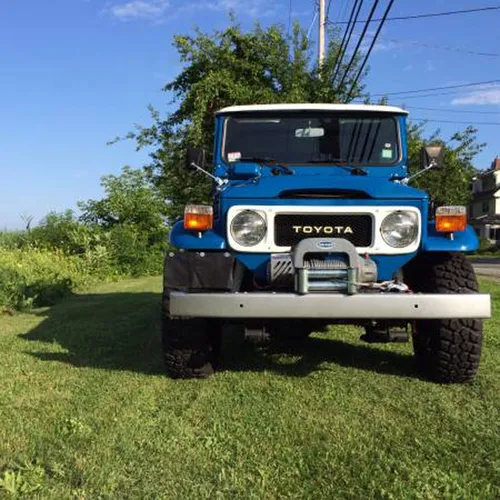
[407,124,484,206]
[130,21,367,218]
[78,166,167,236]
[125,20,483,216]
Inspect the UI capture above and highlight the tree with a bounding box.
[407,123,484,206]
[78,166,167,233]
[78,166,169,275]
[126,19,484,213]
[128,21,367,219]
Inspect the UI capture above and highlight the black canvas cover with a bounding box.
[163,252,243,292]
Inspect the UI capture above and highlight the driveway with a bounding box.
[470,258,500,279]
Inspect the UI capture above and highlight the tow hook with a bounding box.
[244,327,271,345]
[361,321,410,343]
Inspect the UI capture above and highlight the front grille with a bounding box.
[274,213,373,247]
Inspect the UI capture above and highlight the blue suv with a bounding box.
[162,104,491,383]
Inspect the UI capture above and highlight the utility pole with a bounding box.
[318,0,326,68]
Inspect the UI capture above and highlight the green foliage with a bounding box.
[479,238,495,252]
[129,21,367,219]
[0,464,46,496]
[0,248,112,310]
[107,223,165,276]
[0,167,168,310]
[78,166,169,275]
[79,167,167,233]
[29,210,102,254]
[407,124,484,205]
[0,230,30,249]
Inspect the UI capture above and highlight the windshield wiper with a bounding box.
[308,159,367,176]
[239,156,294,176]
[308,159,349,164]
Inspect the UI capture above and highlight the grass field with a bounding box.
[0,277,499,499]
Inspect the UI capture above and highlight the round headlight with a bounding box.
[230,210,267,247]
[380,211,419,248]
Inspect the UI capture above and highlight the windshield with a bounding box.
[223,112,400,165]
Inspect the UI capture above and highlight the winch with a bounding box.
[268,238,377,294]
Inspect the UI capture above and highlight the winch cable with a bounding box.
[345,0,397,101]
[337,0,381,94]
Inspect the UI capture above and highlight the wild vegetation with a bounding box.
[0,168,168,311]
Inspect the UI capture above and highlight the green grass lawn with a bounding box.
[0,277,499,499]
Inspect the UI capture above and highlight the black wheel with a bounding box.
[404,253,483,383]
[162,294,222,379]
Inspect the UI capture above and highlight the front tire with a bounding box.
[405,253,483,383]
[162,295,222,379]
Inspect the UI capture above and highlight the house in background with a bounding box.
[470,157,500,243]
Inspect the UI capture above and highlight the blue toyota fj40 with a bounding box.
[163,104,491,383]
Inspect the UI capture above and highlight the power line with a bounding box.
[367,36,500,58]
[404,106,500,115]
[326,0,333,21]
[330,0,348,24]
[331,0,363,81]
[411,117,500,126]
[346,0,397,101]
[379,89,498,100]
[371,79,500,97]
[328,5,500,24]
[307,3,319,40]
[337,0,381,91]
[338,0,351,23]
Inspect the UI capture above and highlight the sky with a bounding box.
[1,0,499,229]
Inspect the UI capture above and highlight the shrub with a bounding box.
[107,224,165,276]
[27,211,104,255]
[0,231,30,249]
[0,167,170,310]
[0,248,113,310]
[478,238,496,254]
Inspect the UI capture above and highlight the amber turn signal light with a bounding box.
[435,206,467,233]
[184,204,213,231]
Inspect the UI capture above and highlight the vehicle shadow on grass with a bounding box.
[221,333,417,379]
[20,292,165,375]
[20,291,416,379]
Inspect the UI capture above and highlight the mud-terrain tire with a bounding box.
[162,295,222,379]
[405,252,483,383]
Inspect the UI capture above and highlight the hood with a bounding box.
[222,175,427,201]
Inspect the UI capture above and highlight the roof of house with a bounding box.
[472,188,500,202]
[471,214,500,224]
[475,158,500,178]
[216,103,409,115]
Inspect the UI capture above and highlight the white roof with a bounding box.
[216,103,409,115]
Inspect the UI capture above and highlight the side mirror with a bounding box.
[183,147,228,188]
[186,147,206,171]
[420,145,445,170]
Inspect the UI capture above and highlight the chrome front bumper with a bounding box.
[169,292,491,320]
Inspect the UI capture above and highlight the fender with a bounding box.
[169,220,227,250]
[422,222,479,253]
